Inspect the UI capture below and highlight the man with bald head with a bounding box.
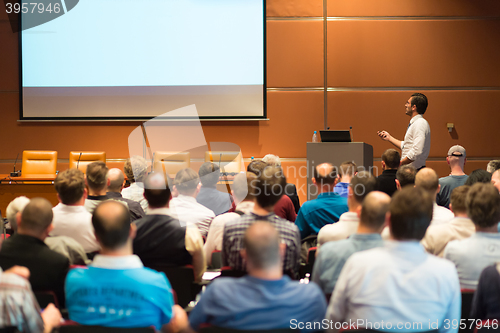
[107,168,145,222]
[0,197,69,306]
[415,167,454,225]
[295,163,348,239]
[313,191,390,295]
[190,222,326,332]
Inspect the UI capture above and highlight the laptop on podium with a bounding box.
[319,130,352,142]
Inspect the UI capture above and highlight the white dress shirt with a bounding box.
[401,114,431,170]
[121,182,148,212]
[431,203,455,226]
[317,212,360,247]
[421,217,475,257]
[169,195,215,237]
[326,241,460,333]
[51,203,100,253]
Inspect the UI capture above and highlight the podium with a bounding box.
[306,142,373,200]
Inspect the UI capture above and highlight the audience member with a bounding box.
[470,264,500,320]
[295,163,348,239]
[415,167,454,225]
[196,162,232,215]
[222,166,301,276]
[0,266,62,333]
[376,149,400,197]
[318,171,378,246]
[122,155,149,212]
[491,169,500,193]
[313,191,389,295]
[52,168,100,253]
[107,168,146,221]
[191,222,325,332]
[395,164,417,190]
[0,198,69,306]
[326,187,460,332]
[444,183,500,289]
[262,154,301,213]
[133,173,205,282]
[465,169,491,186]
[84,161,111,213]
[170,168,215,237]
[421,185,474,257]
[5,196,29,231]
[246,160,296,222]
[204,172,256,265]
[334,161,357,198]
[436,145,468,208]
[487,160,500,174]
[66,200,185,330]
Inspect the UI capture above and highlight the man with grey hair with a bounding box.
[436,145,468,209]
[122,155,149,212]
[196,162,232,215]
[190,222,326,331]
[6,196,30,231]
[262,154,300,213]
[487,160,500,174]
[107,168,145,222]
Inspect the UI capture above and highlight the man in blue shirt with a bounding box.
[333,161,357,198]
[66,200,186,331]
[190,221,326,332]
[295,163,348,239]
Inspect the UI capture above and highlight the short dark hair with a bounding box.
[382,149,400,169]
[198,162,220,188]
[92,201,131,250]
[313,163,337,186]
[390,187,433,241]
[411,93,428,115]
[144,172,172,208]
[247,160,268,177]
[86,161,108,191]
[243,222,281,270]
[20,198,53,235]
[350,171,378,203]
[360,192,391,230]
[55,169,85,205]
[339,161,357,177]
[232,172,256,202]
[465,169,491,186]
[396,165,417,188]
[466,183,500,228]
[174,168,199,195]
[450,185,470,214]
[253,166,286,209]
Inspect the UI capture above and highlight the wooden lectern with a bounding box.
[306,142,373,200]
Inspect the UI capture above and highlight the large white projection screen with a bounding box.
[20,0,266,120]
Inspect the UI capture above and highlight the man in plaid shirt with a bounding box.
[222,166,301,276]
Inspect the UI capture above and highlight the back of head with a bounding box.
[450,185,470,215]
[247,160,268,177]
[411,93,428,114]
[243,222,281,270]
[20,198,54,235]
[465,169,491,186]
[339,161,357,177]
[350,171,378,203]
[86,161,109,192]
[92,201,131,250]
[382,149,400,169]
[313,163,337,187]
[107,168,125,192]
[174,168,200,196]
[232,172,256,202]
[360,191,391,230]
[487,160,500,174]
[6,196,30,232]
[144,172,172,208]
[262,154,281,167]
[390,187,433,241]
[396,165,417,188]
[415,167,439,193]
[466,183,500,228]
[55,169,85,204]
[198,162,220,188]
[124,156,148,183]
[447,145,466,168]
[254,166,287,209]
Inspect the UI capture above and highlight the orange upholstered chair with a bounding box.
[153,151,190,176]
[204,151,243,174]
[69,151,106,173]
[21,150,58,175]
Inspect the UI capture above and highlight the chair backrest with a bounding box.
[21,150,57,175]
[199,326,294,333]
[0,327,18,333]
[34,290,59,309]
[204,151,243,174]
[69,152,106,173]
[59,326,155,333]
[461,289,475,324]
[211,250,222,269]
[220,266,247,278]
[146,265,198,308]
[153,151,190,176]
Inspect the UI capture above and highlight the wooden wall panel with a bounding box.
[328,0,500,17]
[0,20,19,91]
[267,21,324,88]
[327,20,500,87]
[267,0,323,17]
[327,90,500,158]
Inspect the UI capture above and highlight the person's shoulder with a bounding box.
[443,238,470,257]
[424,251,458,272]
[273,215,299,232]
